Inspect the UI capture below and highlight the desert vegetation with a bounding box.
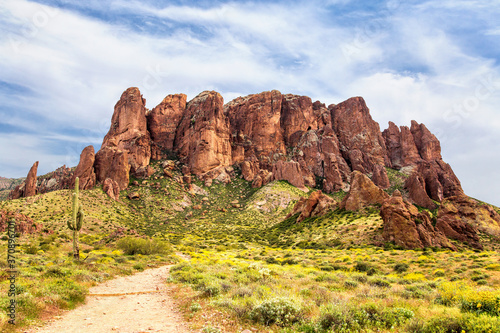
[1,164,499,332]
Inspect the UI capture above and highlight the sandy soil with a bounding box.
[26,264,193,333]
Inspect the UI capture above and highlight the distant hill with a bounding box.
[0,177,24,201]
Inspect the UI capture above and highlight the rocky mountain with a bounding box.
[8,87,500,250]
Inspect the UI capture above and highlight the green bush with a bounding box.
[394,263,409,273]
[250,297,302,326]
[117,237,171,255]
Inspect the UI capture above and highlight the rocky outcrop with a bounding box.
[294,126,350,192]
[341,171,389,211]
[9,161,39,199]
[95,87,151,190]
[405,172,438,210]
[227,90,285,167]
[410,120,442,161]
[381,190,455,250]
[102,178,120,201]
[38,165,73,194]
[148,94,187,159]
[94,148,130,191]
[0,209,43,234]
[24,161,38,197]
[175,91,232,175]
[70,146,96,190]
[287,190,337,223]
[330,97,389,173]
[280,94,317,146]
[382,122,421,169]
[272,160,305,189]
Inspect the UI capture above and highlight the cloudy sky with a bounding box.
[1,0,499,206]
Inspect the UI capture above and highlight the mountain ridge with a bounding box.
[6,87,500,250]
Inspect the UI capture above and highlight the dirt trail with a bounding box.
[27,263,193,333]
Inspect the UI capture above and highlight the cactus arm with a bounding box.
[76,207,84,231]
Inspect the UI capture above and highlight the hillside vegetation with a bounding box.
[1,162,500,332]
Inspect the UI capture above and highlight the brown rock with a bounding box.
[0,209,43,234]
[272,160,305,189]
[382,122,421,169]
[37,165,73,194]
[341,171,389,211]
[295,126,350,192]
[183,175,192,184]
[227,90,285,167]
[103,178,120,201]
[410,120,442,161]
[94,147,130,191]
[280,94,317,146]
[175,91,232,175]
[147,94,187,159]
[288,190,336,223]
[381,190,454,249]
[163,169,172,178]
[25,161,39,197]
[330,97,389,173]
[127,192,140,200]
[372,164,390,189]
[96,87,151,188]
[405,172,438,210]
[71,146,96,190]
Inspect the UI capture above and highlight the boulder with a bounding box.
[341,171,389,211]
[103,178,120,201]
[288,190,337,223]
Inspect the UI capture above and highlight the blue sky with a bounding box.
[1,0,500,206]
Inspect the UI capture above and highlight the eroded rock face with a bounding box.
[434,196,498,250]
[382,122,421,169]
[341,171,389,211]
[381,190,454,250]
[97,87,151,186]
[148,94,187,159]
[294,126,350,192]
[175,91,232,175]
[405,172,438,210]
[330,97,389,173]
[25,161,39,197]
[287,190,337,223]
[9,161,39,199]
[410,120,442,161]
[227,90,285,167]
[94,147,130,191]
[71,146,96,190]
[102,178,120,201]
[272,160,305,189]
[38,165,73,194]
[280,94,317,146]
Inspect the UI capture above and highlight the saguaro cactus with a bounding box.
[67,177,83,260]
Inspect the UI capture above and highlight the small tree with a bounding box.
[67,177,83,260]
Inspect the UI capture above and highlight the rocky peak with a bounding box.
[148,93,187,159]
[175,91,232,175]
[330,97,389,177]
[410,120,442,161]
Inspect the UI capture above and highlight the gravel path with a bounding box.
[26,264,192,333]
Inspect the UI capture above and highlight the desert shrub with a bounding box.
[394,263,409,273]
[369,278,391,288]
[318,302,413,331]
[409,313,500,333]
[202,326,221,333]
[460,289,500,316]
[116,236,171,255]
[344,280,359,289]
[250,297,302,326]
[190,302,202,312]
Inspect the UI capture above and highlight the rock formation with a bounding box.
[102,178,120,201]
[287,190,337,223]
[95,87,151,190]
[341,171,389,211]
[147,94,187,159]
[9,161,39,199]
[381,190,454,250]
[70,146,96,190]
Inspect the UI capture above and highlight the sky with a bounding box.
[1,0,499,206]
